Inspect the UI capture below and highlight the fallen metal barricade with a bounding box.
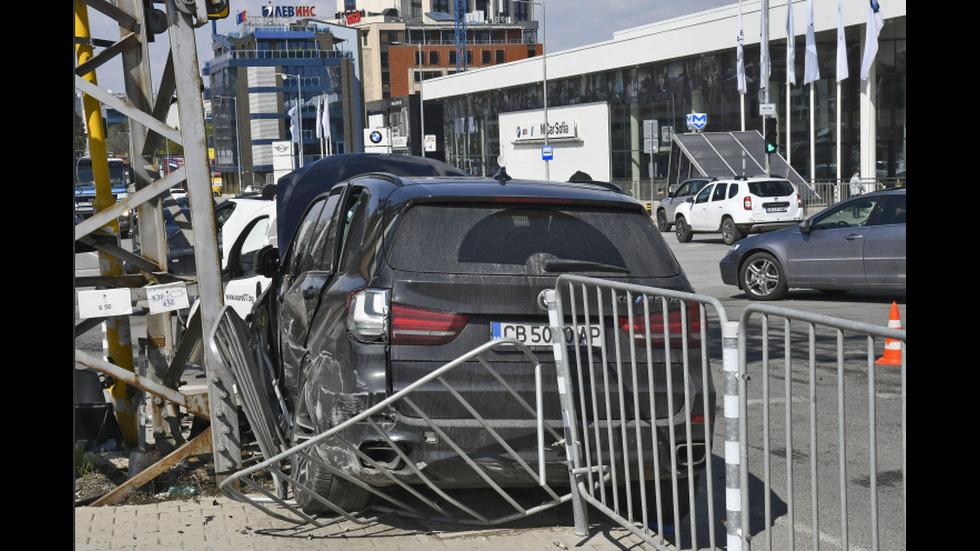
[735,304,906,551]
[545,275,729,551]
[208,306,573,528]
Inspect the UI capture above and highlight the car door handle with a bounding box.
[845,234,864,241]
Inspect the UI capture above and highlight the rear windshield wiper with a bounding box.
[543,259,629,273]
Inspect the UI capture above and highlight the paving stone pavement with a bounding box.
[73,497,662,551]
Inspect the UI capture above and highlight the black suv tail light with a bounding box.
[391,303,469,346]
[617,301,702,348]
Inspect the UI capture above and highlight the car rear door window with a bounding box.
[711,183,728,201]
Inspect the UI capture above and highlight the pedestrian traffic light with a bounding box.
[764,118,778,155]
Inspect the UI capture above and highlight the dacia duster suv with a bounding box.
[673,176,803,245]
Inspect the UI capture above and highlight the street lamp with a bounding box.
[215,95,243,191]
[513,0,548,179]
[279,72,303,168]
[393,41,426,157]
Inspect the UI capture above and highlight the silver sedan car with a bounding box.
[719,188,906,300]
[655,178,713,231]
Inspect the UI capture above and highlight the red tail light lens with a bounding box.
[743,196,752,210]
[618,301,703,348]
[391,303,470,345]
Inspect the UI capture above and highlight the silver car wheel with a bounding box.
[741,252,787,300]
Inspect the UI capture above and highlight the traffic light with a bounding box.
[207,0,230,19]
[764,118,778,155]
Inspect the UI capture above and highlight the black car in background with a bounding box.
[246,156,714,514]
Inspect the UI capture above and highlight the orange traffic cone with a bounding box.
[876,302,903,366]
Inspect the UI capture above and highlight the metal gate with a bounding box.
[209,275,906,550]
[547,275,906,551]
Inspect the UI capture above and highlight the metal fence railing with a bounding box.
[545,276,729,551]
[735,304,907,551]
[208,280,906,551]
[209,307,575,528]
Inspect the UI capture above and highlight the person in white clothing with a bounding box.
[849,169,864,196]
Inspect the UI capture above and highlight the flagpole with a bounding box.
[761,0,770,177]
[835,0,848,196]
[804,0,818,190]
[786,0,795,169]
[737,1,746,132]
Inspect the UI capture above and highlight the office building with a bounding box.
[207,13,364,193]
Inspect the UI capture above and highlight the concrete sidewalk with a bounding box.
[74,497,653,551]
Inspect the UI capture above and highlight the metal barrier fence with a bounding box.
[735,304,906,551]
[208,278,906,550]
[209,307,576,528]
[544,276,729,551]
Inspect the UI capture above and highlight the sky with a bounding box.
[83,0,732,96]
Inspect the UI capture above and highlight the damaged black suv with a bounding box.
[248,156,713,514]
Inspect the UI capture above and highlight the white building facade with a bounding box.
[423,0,906,198]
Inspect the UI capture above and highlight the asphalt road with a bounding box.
[660,229,906,327]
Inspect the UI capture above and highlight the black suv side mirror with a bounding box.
[255,245,280,278]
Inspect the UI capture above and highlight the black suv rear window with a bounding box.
[747,180,795,197]
[388,204,680,277]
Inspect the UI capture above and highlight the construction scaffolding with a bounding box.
[74,0,240,501]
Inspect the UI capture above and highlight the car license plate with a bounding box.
[490,322,603,350]
[765,206,787,213]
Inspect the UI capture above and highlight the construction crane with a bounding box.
[455,0,467,72]
[74,0,240,503]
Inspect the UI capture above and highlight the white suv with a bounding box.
[673,177,802,245]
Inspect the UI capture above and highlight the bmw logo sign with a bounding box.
[370,130,383,144]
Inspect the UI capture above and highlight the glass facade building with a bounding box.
[208,19,361,194]
[431,7,905,193]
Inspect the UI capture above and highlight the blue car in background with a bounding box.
[74,157,132,237]
[719,188,906,300]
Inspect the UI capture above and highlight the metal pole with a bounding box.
[166,0,241,478]
[75,1,139,446]
[514,0,548,180]
[541,1,548,180]
[419,42,426,157]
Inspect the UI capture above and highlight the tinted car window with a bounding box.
[308,190,344,272]
[711,183,728,201]
[747,180,795,197]
[872,194,906,225]
[388,205,680,277]
[695,185,713,204]
[286,199,326,277]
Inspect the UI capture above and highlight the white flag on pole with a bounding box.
[786,0,796,85]
[836,0,848,82]
[737,2,746,94]
[804,0,820,83]
[315,96,323,140]
[288,106,299,143]
[860,0,885,80]
[321,96,332,141]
